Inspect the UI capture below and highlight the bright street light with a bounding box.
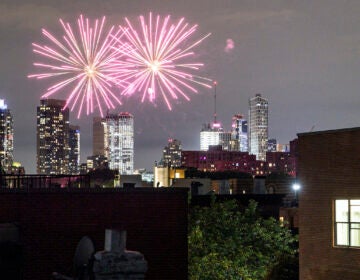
[292,183,301,191]
[292,183,301,206]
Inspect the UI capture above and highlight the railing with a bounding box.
[0,174,90,189]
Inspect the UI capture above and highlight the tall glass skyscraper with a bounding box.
[231,114,248,152]
[0,99,13,172]
[103,113,134,175]
[37,99,70,174]
[248,93,268,161]
[200,123,223,151]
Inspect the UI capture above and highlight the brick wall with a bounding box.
[0,188,188,280]
[298,127,360,279]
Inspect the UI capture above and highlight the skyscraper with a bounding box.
[248,93,268,161]
[93,116,105,156]
[200,123,222,151]
[37,99,70,174]
[162,138,182,167]
[200,80,224,151]
[69,125,80,174]
[219,131,232,151]
[0,99,13,172]
[103,112,134,175]
[231,114,248,152]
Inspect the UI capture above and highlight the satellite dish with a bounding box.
[73,236,95,275]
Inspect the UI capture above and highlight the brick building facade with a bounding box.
[298,127,360,279]
[182,145,296,177]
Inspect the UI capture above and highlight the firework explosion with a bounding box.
[114,13,212,110]
[29,15,125,118]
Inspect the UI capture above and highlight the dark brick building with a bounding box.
[182,145,297,176]
[298,127,360,279]
[0,187,188,280]
[266,151,296,177]
[182,145,257,173]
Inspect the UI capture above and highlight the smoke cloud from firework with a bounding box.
[225,38,234,53]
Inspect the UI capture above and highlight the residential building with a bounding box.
[298,127,360,279]
[103,112,134,175]
[248,93,268,161]
[290,138,298,177]
[266,151,296,176]
[86,154,108,171]
[219,131,232,151]
[0,99,13,172]
[162,138,182,167]
[153,165,186,187]
[36,99,70,174]
[182,145,257,174]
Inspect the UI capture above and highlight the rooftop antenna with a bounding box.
[213,80,217,124]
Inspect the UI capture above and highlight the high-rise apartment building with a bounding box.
[231,114,248,152]
[0,99,13,172]
[37,99,70,174]
[248,93,268,161]
[200,123,223,151]
[103,112,134,175]
[219,131,232,151]
[162,138,182,167]
[69,125,80,174]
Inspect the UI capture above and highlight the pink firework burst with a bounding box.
[29,15,126,118]
[114,13,212,110]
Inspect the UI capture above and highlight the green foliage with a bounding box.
[88,168,117,187]
[88,167,116,180]
[265,254,299,280]
[188,199,298,280]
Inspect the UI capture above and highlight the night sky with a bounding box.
[1,0,360,173]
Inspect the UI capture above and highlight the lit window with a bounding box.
[334,199,360,247]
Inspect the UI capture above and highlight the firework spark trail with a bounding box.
[29,15,126,118]
[113,13,212,110]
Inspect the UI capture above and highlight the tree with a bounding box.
[88,167,117,188]
[188,199,298,280]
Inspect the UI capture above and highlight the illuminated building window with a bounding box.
[334,199,360,247]
[279,216,284,226]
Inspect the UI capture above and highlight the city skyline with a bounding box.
[1,1,360,173]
